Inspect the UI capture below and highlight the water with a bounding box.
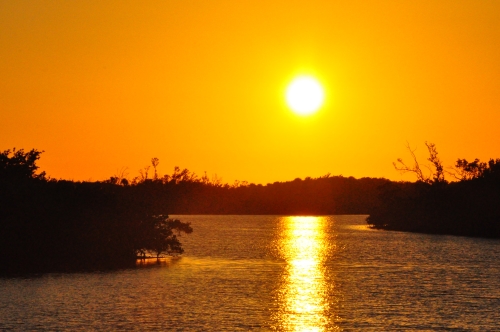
[1,215,499,331]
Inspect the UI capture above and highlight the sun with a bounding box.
[285,76,325,115]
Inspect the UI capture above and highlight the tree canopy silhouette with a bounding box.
[0,148,193,273]
[0,148,46,183]
[368,143,500,238]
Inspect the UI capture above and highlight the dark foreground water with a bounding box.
[1,215,499,331]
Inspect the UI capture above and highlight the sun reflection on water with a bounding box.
[273,216,339,331]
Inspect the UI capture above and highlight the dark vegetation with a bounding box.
[2,143,498,273]
[1,148,389,273]
[0,149,193,273]
[103,157,389,216]
[367,142,500,238]
[119,171,388,215]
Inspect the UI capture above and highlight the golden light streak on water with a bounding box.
[274,216,339,331]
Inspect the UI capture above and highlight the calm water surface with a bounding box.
[1,215,499,331]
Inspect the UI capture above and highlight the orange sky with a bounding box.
[1,1,499,184]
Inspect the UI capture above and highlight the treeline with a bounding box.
[0,148,390,273]
[367,143,500,238]
[4,142,496,273]
[102,160,389,215]
[0,149,192,273]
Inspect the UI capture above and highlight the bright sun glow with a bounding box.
[286,76,325,115]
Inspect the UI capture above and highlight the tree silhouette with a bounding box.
[135,215,193,258]
[151,158,160,181]
[393,142,446,184]
[0,148,46,182]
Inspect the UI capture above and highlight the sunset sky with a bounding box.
[1,1,499,184]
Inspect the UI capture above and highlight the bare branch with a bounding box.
[393,142,430,183]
